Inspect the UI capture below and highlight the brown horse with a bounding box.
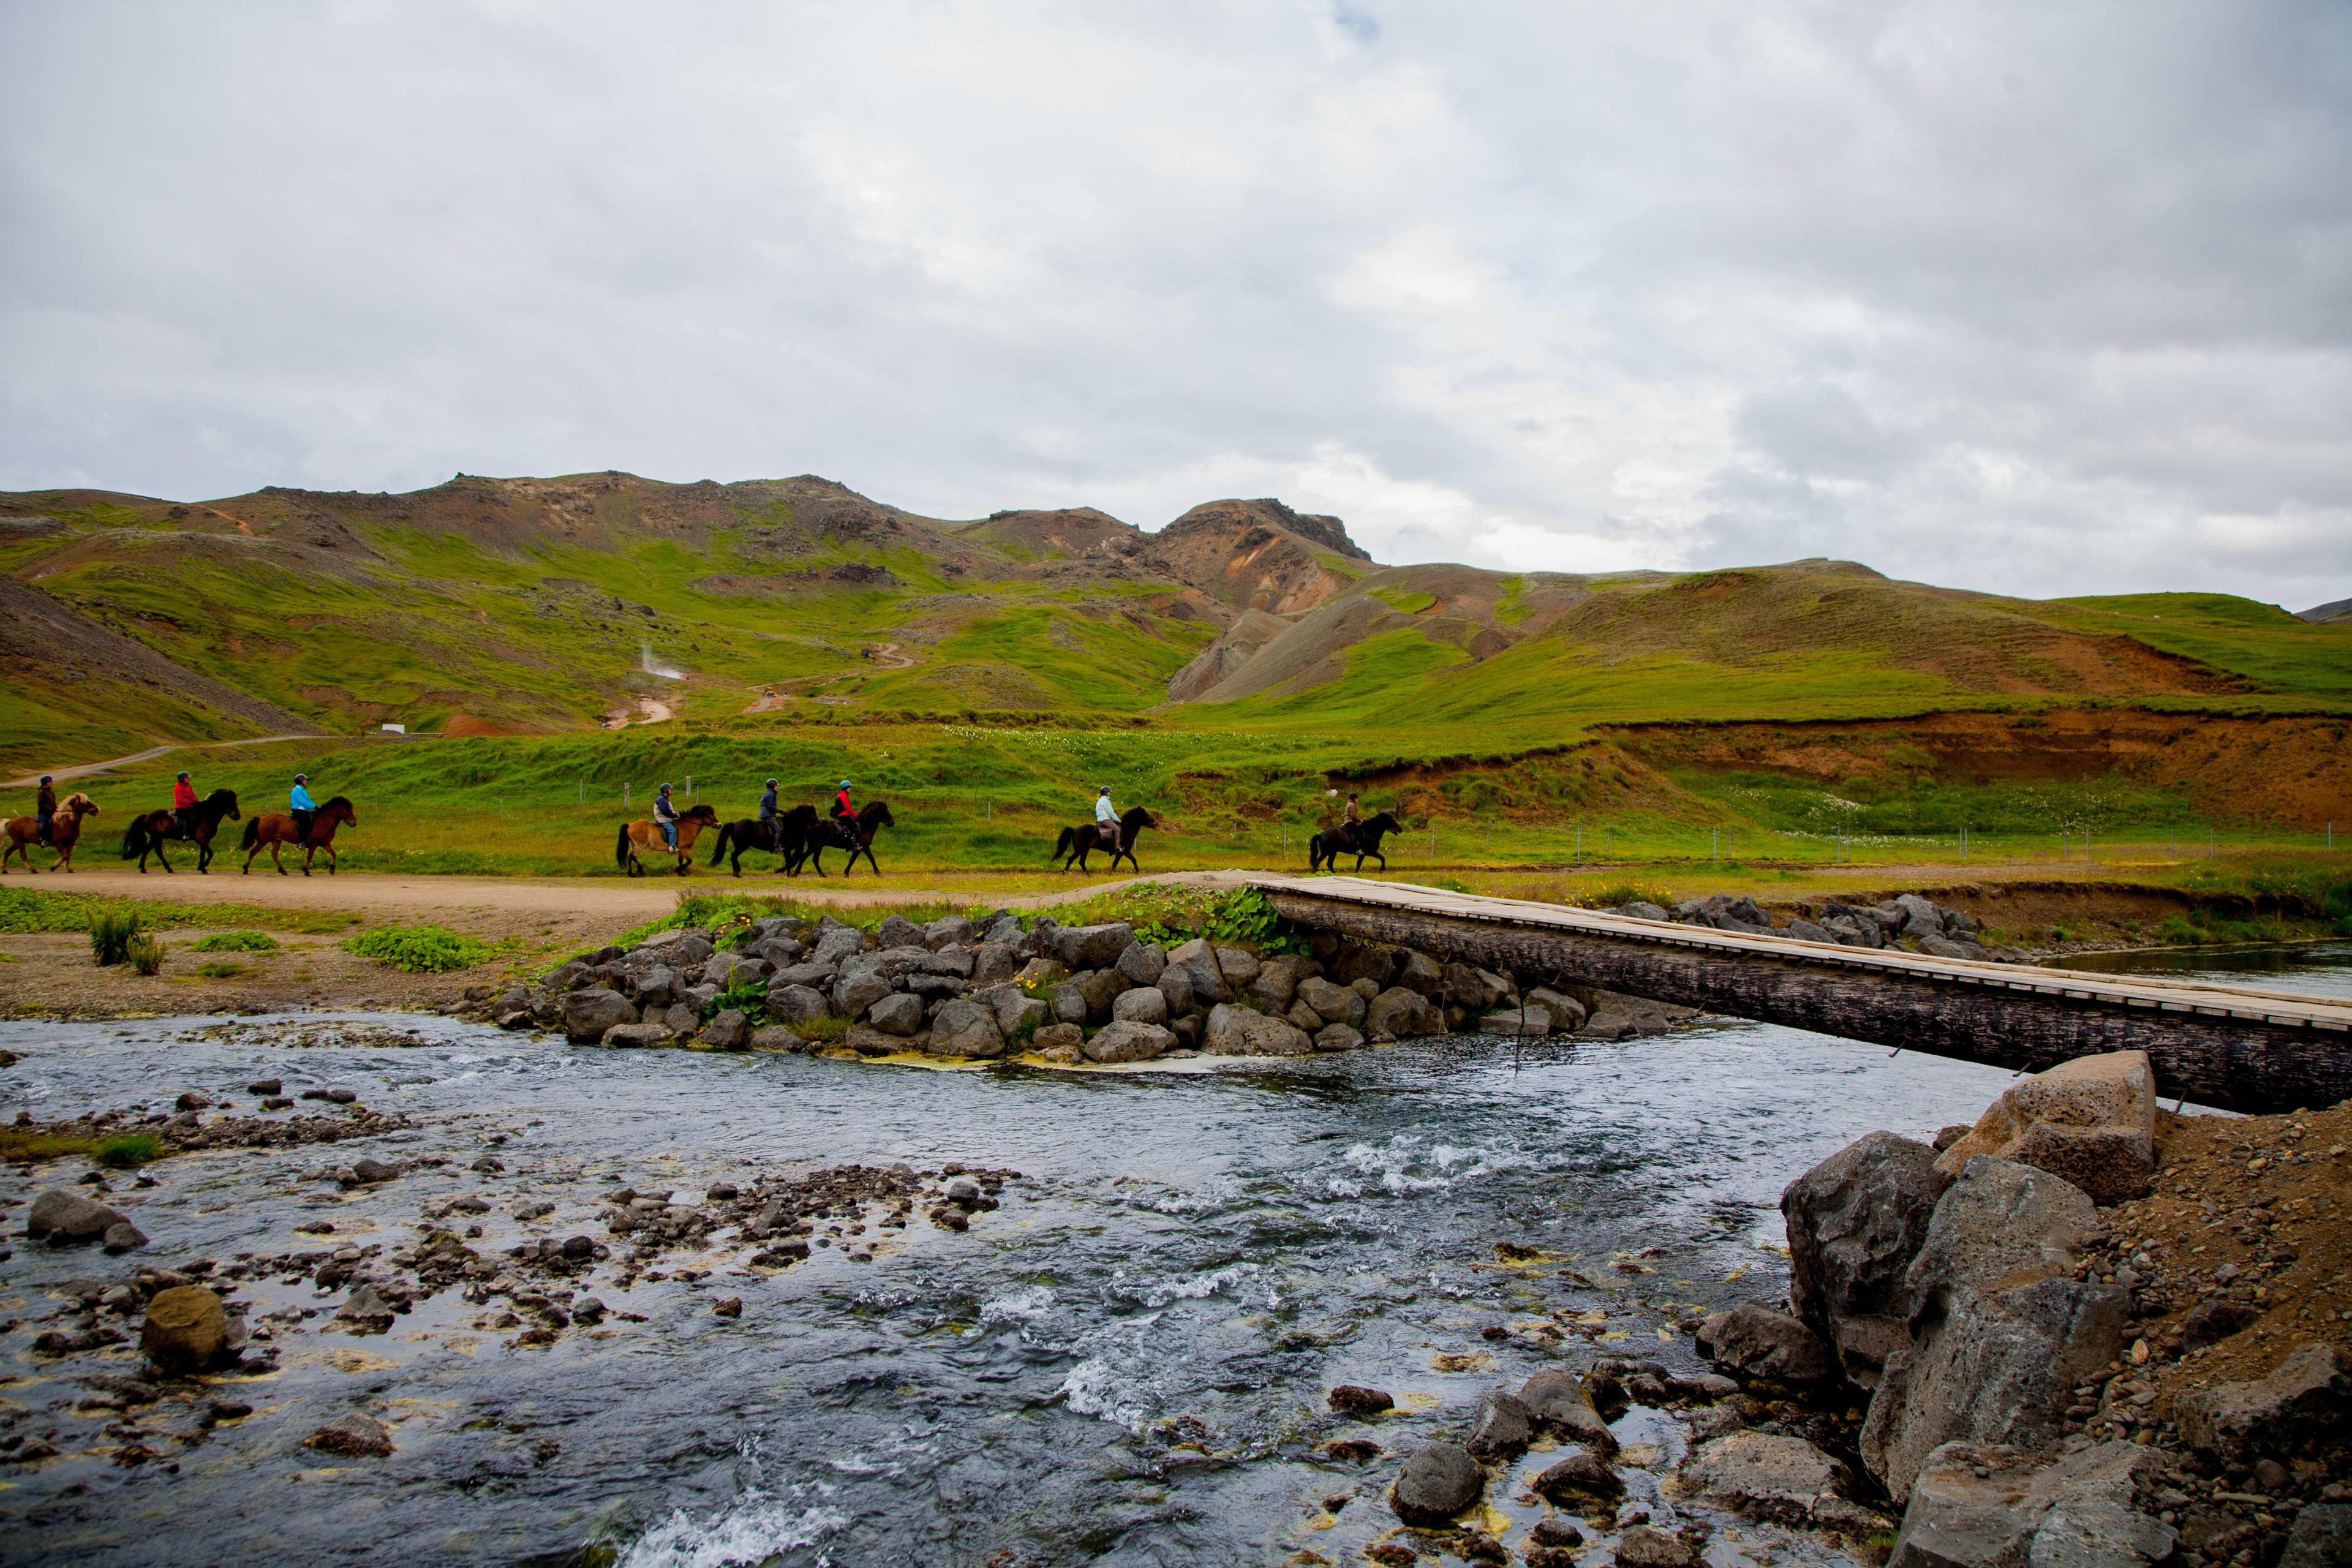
[1,793,99,873]
[121,788,240,873]
[616,804,719,876]
[239,795,358,876]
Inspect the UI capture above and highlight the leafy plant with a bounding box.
[97,1133,163,1168]
[1206,888,1308,954]
[193,930,279,952]
[712,970,770,1023]
[124,933,167,976]
[344,924,497,973]
[88,907,141,965]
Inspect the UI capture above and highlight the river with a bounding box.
[6,939,2346,1567]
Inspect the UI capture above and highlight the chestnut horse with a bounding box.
[616,804,719,876]
[239,795,358,876]
[121,788,240,873]
[1,793,99,873]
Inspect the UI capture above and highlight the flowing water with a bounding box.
[7,938,2347,1566]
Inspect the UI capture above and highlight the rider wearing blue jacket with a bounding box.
[290,774,317,844]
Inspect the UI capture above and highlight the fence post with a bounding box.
[1575,823,1581,864]
[1430,824,1437,861]
[625,782,630,809]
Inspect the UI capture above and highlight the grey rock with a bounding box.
[561,987,638,1042]
[1325,941,1396,988]
[703,952,768,988]
[875,914,927,949]
[1889,1440,2174,1568]
[1295,975,1365,1027]
[1531,1449,1624,1504]
[1676,1432,1879,1531]
[916,946,974,978]
[1391,1440,1482,1526]
[1465,1387,1534,1458]
[1084,1020,1174,1063]
[1919,936,1986,960]
[867,992,926,1036]
[1156,965,1198,1018]
[304,1412,395,1458]
[1030,1022,1084,1054]
[1313,1022,1365,1052]
[1112,986,1169,1025]
[748,1025,803,1051]
[2280,1504,2352,1568]
[699,1009,749,1049]
[1047,982,1088,1026]
[905,973,965,999]
[927,998,1006,1058]
[102,1220,148,1253]
[1894,893,1946,937]
[1074,967,1127,1019]
[347,1156,398,1185]
[1518,1368,1618,1454]
[832,967,897,1020]
[662,1003,700,1035]
[601,1019,672,1047]
[1782,1131,1951,1389]
[1213,945,1261,986]
[1478,1005,1552,1036]
[1861,1273,2127,1504]
[2176,1341,2348,1460]
[1525,986,1587,1030]
[1697,1303,1837,1382]
[1935,1052,2157,1204]
[765,983,832,1026]
[970,942,1018,987]
[1053,922,1135,971]
[1115,940,1167,987]
[1616,1525,1706,1568]
[974,982,1050,1038]
[1247,953,1319,1014]
[1163,938,1231,1005]
[1201,1003,1314,1057]
[921,914,974,949]
[1623,900,1672,922]
[631,965,680,1008]
[768,962,836,990]
[1364,986,1441,1040]
[809,925,865,968]
[678,981,720,1012]
[1906,1156,2097,1330]
[28,1188,132,1242]
[1394,949,1443,997]
[1787,919,1836,943]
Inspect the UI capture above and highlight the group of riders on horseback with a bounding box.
[1,768,356,876]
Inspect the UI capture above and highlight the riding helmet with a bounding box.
[293,773,307,783]
[766,777,778,786]
[176,771,189,781]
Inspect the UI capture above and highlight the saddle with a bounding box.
[829,815,860,847]
[1094,821,1121,850]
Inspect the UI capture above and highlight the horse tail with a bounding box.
[708,824,732,866]
[1052,827,1074,861]
[121,819,146,859]
[240,818,260,851]
[614,823,631,870]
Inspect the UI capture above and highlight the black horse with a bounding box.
[1052,806,1158,873]
[120,789,241,873]
[1308,810,1403,873]
[796,801,894,876]
[708,804,818,876]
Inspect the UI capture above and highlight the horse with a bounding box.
[615,804,720,877]
[1052,806,1159,873]
[1,793,99,873]
[707,804,817,877]
[795,801,894,877]
[120,788,240,873]
[239,796,358,876]
[1308,810,1404,873]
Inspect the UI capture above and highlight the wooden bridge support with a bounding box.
[1260,884,2352,1118]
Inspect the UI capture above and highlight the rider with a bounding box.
[34,775,56,848]
[831,778,856,842]
[289,773,317,844]
[655,783,679,852]
[1340,791,1363,853]
[1095,785,1117,847]
[758,777,781,850]
[172,771,198,838]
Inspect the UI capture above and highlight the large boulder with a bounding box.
[1888,1440,2174,1568]
[601,1022,674,1047]
[1465,1387,1534,1458]
[807,925,865,968]
[973,982,1050,1038]
[1163,938,1231,1006]
[1860,1273,2127,1504]
[1247,954,1319,1014]
[1053,922,1134,972]
[1295,976,1365,1028]
[927,999,1006,1058]
[1213,946,1261,987]
[921,914,973,949]
[1110,986,1168,1025]
[766,982,832,1026]
[1672,1432,1882,1532]
[1313,1023,1365,1052]
[1390,1441,1482,1526]
[1084,1020,1174,1063]
[631,964,680,1008]
[2176,1341,2349,1461]
[561,987,638,1042]
[1364,986,1441,1041]
[1047,982,1088,1026]
[26,1188,132,1242]
[1934,1051,2156,1202]
[1479,1006,1553,1036]
[141,1284,228,1372]
[1073,968,1127,1020]
[1697,1303,1837,1383]
[1201,1003,1313,1057]
[868,992,926,1036]
[1782,1132,1951,1388]
[971,942,1019,987]
[832,965,897,1020]
[1115,940,1166,988]
[2280,1506,2352,1568]
[874,914,928,949]
[1904,1156,2097,1330]
[1394,949,1444,997]
[1325,941,1395,989]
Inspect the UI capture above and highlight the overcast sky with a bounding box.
[4,2,2348,608]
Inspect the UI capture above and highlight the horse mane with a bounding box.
[66,792,97,810]
[781,803,816,822]
[1120,805,1154,827]
[857,799,889,824]
[322,795,354,811]
[205,788,238,807]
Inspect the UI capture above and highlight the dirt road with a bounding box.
[2,735,320,790]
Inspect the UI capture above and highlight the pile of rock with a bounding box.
[502,911,1648,1063]
[1613,891,2013,962]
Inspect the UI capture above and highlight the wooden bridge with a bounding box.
[1248,875,2352,1117]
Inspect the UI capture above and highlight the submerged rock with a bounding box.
[141,1284,228,1373]
[304,1412,395,1458]
[1329,1384,1394,1415]
[26,1188,131,1243]
[1390,1440,1482,1526]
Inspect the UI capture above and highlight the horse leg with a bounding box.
[273,842,287,875]
[325,842,337,874]
[301,844,315,876]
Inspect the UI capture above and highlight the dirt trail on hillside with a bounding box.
[2,734,322,790]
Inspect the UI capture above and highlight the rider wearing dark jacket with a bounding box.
[759,778,781,850]
[34,776,56,846]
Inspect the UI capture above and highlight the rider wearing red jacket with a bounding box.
[172,771,198,838]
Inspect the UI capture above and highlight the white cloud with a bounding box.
[1,0,2346,609]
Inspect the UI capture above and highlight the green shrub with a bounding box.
[793,1016,849,1047]
[195,961,249,979]
[1575,880,1676,909]
[1206,888,1306,952]
[344,924,496,973]
[125,933,167,976]
[89,907,141,965]
[96,1133,163,1168]
[192,930,279,953]
[712,971,769,1022]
